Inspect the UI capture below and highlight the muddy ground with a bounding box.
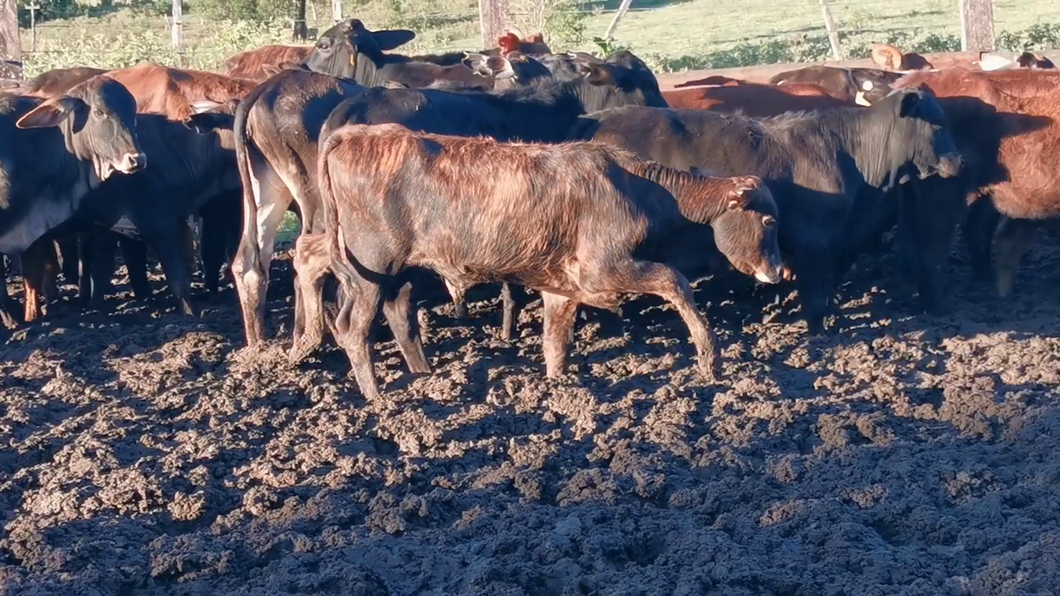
[2,236,1060,596]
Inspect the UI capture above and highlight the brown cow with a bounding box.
[217,44,312,82]
[18,66,110,98]
[663,81,853,115]
[304,123,784,398]
[105,62,256,120]
[891,68,1060,299]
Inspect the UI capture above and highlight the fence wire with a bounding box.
[12,0,1060,76]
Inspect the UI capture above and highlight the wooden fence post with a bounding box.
[332,0,342,23]
[603,0,634,40]
[293,0,308,40]
[171,0,186,66]
[479,0,509,49]
[960,0,995,52]
[818,0,844,61]
[0,0,21,79]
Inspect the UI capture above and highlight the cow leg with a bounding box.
[118,236,152,301]
[994,216,1038,298]
[141,221,197,316]
[290,233,331,364]
[791,250,832,336]
[57,236,80,286]
[584,260,718,382]
[199,195,240,296]
[0,256,17,330]
[19,238,50,323]
[962,199,1001,280]
[232,179,294,346]
[382,275,430,375]
[444,279,467,319]
[86,233,119,310]
[500,283,533,342]
[332,273,384,400]
[540,291,579,377]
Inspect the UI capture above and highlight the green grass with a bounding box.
[17,0,1060,76]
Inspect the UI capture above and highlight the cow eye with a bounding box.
[762,215,775,227]
[93,108,105,118]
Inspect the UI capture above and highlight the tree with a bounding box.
[293,0,308,40]
[0,0,21,79]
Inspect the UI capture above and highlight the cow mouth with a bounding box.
[754,267,782,284]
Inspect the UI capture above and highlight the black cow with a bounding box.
[301,18,529,90]
[0,76,146,323]
[568,88,963,334]
[770,65,904,106]
[51,113,238,315]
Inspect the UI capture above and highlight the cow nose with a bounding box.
[119,152,147,173]
[755,262,783,284]
[939,153,963,178]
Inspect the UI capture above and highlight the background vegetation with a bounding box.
[14,0,1060,76]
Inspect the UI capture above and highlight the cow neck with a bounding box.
[355,53,396,88]
[627,161,732,224]
[817,102,903,190]
[55,119,104,190]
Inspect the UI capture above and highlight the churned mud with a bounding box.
[3,235,1060,596]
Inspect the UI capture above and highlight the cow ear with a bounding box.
[16,96,87,129]
[728,176,760,208]
[372,29,416,51]
[581,63,615,85]
[529,33,544,43]
[898,90,921,117]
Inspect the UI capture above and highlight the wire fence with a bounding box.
[12,0,1060,76]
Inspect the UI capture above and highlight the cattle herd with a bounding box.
[1,19,1058,400]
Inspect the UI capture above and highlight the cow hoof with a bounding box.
[288,342,313,365]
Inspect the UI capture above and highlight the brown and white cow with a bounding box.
[303,123,783,398]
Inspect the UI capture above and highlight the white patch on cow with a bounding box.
[862,80,874,91]
[192,100,223,114]
[110,216,141,239]
[979,54,1016,71]
[755,270,779,284]
[855,91,872,107]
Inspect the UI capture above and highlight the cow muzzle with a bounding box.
[935,153,963,179]
[117,152,147,174]
[754,260,785,284]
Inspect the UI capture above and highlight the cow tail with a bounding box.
[233,85,261,259]
[317,128,355,296]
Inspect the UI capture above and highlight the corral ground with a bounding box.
[2,235,1060,595]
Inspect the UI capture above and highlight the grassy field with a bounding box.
[17,0,1060,76]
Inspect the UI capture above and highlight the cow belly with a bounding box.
[0,199,75,255]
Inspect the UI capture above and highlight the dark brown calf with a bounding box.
[307,124,783,399]
[892,68,1060,298]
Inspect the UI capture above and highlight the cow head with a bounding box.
[876,87,963,182]
[566,51,668,109]
[302,18,416,80]
[16,75,146,184]
[1017,52,1056,70]
[848,68,903,107]
[463,51,552,87]
[708,176,784,284]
